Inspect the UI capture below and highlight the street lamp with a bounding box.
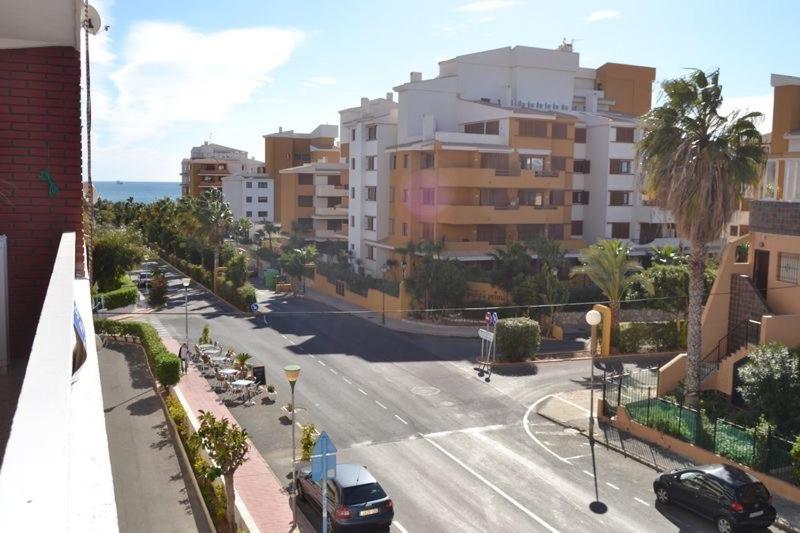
[380,263,390,325]
[283,364,301,527]
[585,309,602,443]
[181,277,191,345]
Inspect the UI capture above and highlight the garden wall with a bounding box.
[465,282,510,305]
[305,275,410,319]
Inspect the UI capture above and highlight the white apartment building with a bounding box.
[339,94,399,274]
[181,141,264,197]
[221,173,275,229]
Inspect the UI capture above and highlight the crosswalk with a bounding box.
[146,315,171,339]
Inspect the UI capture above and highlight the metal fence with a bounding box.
[603,372,797,484]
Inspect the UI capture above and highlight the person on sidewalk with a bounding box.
[178,343,189,375]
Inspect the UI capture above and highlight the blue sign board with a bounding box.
[73,302,87,350]
[311,431,337,482]
[250,303,259,312]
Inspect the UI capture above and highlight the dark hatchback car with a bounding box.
[297,463,394,532]
[653,464,776,532]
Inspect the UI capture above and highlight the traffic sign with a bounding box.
[311,431,337,482]
[250,302,258,312]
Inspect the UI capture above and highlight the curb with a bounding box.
[537,408,800,533]
[157,255,247,315]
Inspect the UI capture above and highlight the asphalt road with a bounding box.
[133,261,774,533]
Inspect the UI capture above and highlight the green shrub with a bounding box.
[495,317,541,361]
[216,278,257,311]
[617,321,682,353]
[791,435,800,484]
[301,424,318,462]
[148,271,168,307]
[98,276,139,309]
[155,354,180,389]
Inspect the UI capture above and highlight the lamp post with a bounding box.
[181,277,190,344]
[585,309,602,443]
[283,364,301,527]
[381,263,390,325]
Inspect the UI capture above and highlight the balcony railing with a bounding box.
[535,170,561,178]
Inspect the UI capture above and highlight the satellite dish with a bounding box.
[81,4,103,35]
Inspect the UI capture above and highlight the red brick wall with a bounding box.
[0,46,84,360]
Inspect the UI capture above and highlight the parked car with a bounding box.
[297,463,393,532]
[137,270,152,289]
[653,464,776,532]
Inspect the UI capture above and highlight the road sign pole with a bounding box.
[321,449,328,533]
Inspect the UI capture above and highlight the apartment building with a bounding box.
[180,141,264,197]
[375,45,663,276]
[762,74,800,203]
[278,161,348,242]
[221,173,275,228]
[263,125,338,230]
[339,95,399,273]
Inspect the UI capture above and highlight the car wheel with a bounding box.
[716,516,734,533]
[655,486,670,504]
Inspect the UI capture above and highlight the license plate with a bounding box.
[750,510,764,517]
[360,508,379,517]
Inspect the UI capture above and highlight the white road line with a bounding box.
[281,334,287,339]
[394,414,408,425]
[358,388,368,396]
[534,431,572,436]
[582,470,595,478]
[605,482,620,490]
[551,393,591,414]
[308,354,316,359]
[329,368,338,375]
[564,454,589,460]
[523,396,572,464]
[393,521,409,533]
[318,361,326,366]
[423,424,509,439]
[423,436,559,533]
[288,339,295,345]
[343,377,353,385]
[633,497,650,507]
[375,400,387,409]
[527,422,555,427]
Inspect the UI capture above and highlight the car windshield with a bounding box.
[342,482,387,505]
[738,483,769,503]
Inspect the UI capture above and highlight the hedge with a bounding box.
[95,319,181,388]
[216,278,256,311]
[97,275,138,310]
[496,317,541,361]
[617,321,685,353]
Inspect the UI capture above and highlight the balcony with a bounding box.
[433,204,566,225]
[315,184,349,197]
[314,206,348,218]
[420,167,566,189]
[749,199,800,236]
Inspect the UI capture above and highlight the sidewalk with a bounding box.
[537,388,800,532]
[98,339,210,533]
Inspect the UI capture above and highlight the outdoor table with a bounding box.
[198,344,215,351]
[232,379,255,405]
[202,346,222,355]
[220,368,239,377]
[210,356,228,365]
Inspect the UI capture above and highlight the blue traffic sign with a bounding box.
[311,431,337,482]
[250,302,258,312]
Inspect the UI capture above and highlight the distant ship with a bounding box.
[116,180,124,185]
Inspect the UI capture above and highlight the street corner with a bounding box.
[534,389,593,433]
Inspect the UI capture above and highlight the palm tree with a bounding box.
[394,240,418,279]
[489,242,532,292]
[261,220,279,251]
[570,240,651,331]
[197,188,233,294]
[650,244,686,266]
[637,69,766,408]
[235,217,252,244]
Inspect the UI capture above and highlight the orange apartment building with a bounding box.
[180,142,264,197]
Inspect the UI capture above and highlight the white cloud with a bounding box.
[586,10,620,22]
[303,76,337,87]
[720,94,774,134]
[456,0,521,13]
[100,22,303,145]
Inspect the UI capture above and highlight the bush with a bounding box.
[155,355,180,389]
[495,317,541,361]
[791,435,800,484]
[617,321,683,353]
[216,279,257,311]
[301,424,318,462]
[98,275,138,309]
[225,253,248,288]
[148,271,168,307]
[737,342,800,434]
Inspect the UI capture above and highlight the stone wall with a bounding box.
[727,274,769,353]
[750,199,800,236]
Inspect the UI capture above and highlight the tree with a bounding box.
[570,240,652,331]
[650,244,687,266]
[234,217,252,244]
[737,343,800,433]
[148,269,168,307]
[225,253,248,288]
[638,69,766,408]
[92,227,146,292]
[191,411,250,532]
[528,237,569,333]
[258,219,279,251]
[639,264,689,337]
[279,245,318,291]
[197,189,233,294]
[407,255,468,312]
[489,242,532,292]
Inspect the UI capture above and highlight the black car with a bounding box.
[653,464,776,532]
[297,463,393,532]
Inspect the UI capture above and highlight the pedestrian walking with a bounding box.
[178,342,189,374]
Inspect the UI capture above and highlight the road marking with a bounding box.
[308,354,316,359]
[605,482,620,490]
[393,521,409,533]
[281,334,287,339]
[551,393,591,414]
[423,436,559,533]
[564,454,589,460]
[318,360,326,366]
[329,368,338,375]
[350,440,373,448]
[375,400,387,409]
[288,339,295,345]
[527,422,555,427]
[523,396,572,464]
[634,497,650,507]
[423,424,509,439]
[343,377,353,385]
[358,388,368,396]
[534,431,572,436]
[394,414,408,425]
[582,470,595,478]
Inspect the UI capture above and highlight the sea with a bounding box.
[94,180,181,203]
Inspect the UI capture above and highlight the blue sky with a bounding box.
[86,0,798,182]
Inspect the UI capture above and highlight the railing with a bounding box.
[535,170,560,178]
[699,318,761,382]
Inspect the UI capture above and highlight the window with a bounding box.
[421,222,433,240]
[551,156,567,172]
[729,225,739,237]
[326,197,341,208]
[476,225,505,244]
[572,190,590,205]
[298,218,313,231]
[518,119,548,137]
[610,222,630,239]
[351,187,356,199]
[520,155,545,172]
[298,195,313,207]
[258,196,268,202]
[257,210,268,218]
[571,220,583,236]
[366,186,377,201]
[389,218,395,235]
[258,181,269,189]
[298,173,313,185]
[610,159,633,174]
[551,123,568,139]
[779,253,800,284]
[366,156,376,170]
[609,191,631,206]
[246,211,252,217]
[402,189,409,203]
[367,125,377,141]
[366,245,375,260]
[575,128,587,143]
[390,154,396,169]
[246,196,252,203]
[328,175,340,186]
[480,153,509,171]
[351,158,355,170]
[389,187,395,203]
[246,182,253,189]
[421,152,434,169]
[350,215,355,227]
[421,188,435,205]
[615,127,635,143]
[464,120,499,135]
[351,128,356,141]
[402,222,408,236]
[519,189,544,207]
[327,219,342,231]
[573,159,591,174]
[403,154,409,168]
[548,190,565,206]
[517,224,545,241]
[364,216,376,231]
[547,224,564,240]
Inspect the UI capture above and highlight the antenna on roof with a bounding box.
[558,38,575,52]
